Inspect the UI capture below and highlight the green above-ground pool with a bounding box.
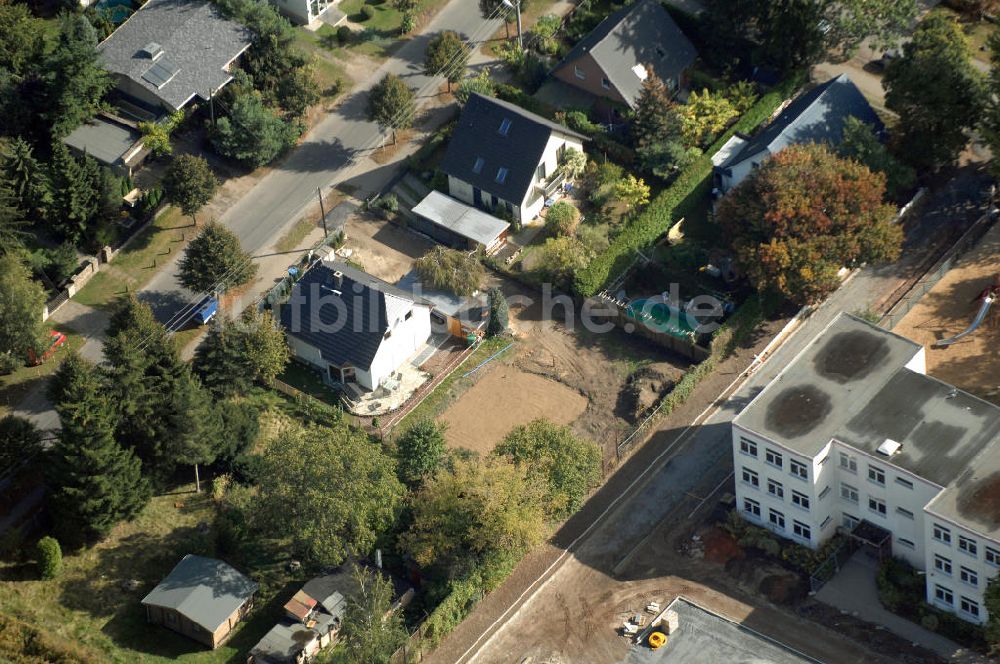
[94,0,133,24]
[624,298,701,340]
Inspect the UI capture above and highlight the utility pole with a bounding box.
[317,187,328,237]
[502,0,522,49]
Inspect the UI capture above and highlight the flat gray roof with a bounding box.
[737,313,1000,538]
[622,597,818,664]
[63,116,141,166]
[141,554,257,632]
[98,0,251,111]
[412,191,510,248]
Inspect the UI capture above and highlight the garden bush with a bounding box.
[360,4,375,20]
[544,201,580,237]
[35,536,62,579]
[573,76,803,297]
[337,25,351,43]
[494,82,549,117]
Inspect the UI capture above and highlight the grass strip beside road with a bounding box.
[74,207,192,310]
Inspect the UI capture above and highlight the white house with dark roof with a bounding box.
[550,0,697,111]
[279,260,432,391]
[97,0,251,114]
[440,93,586,225]
[733,313,1000,625]
[712,74,882,195]
[270,0,336,26]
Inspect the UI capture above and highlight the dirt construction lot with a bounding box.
[894,222,1000,404]
[433,276,690,464]
[342,212,435,283]
[440,366,588,454]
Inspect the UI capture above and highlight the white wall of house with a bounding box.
[448,132,584,224]
[367,299,432,389]
[719,149,770,194]
[270,0,332,24]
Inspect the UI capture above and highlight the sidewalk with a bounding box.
[815,552,987,663]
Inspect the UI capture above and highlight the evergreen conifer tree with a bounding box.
[47,353,149,545]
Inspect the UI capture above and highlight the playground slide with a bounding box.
[934,296,996,347]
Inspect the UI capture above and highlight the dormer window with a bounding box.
[498,118,512,136]
[496,168,508,184]
[472,157,485,174]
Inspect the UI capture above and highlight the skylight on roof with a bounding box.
[139,42,163,60]
[142,58,180,89]
[472,157,485,174]
[498,118,512,136]
[496,167,508,184]
[631,64,648,81]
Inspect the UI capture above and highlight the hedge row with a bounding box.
[572,76,805,297]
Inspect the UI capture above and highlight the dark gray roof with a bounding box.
[280,261,429,371]
[301,572,352,618]
[62,115,142,166]
[97,0,251,111]
[718,74,883,171]
[440,93,585,206]
[736,315,1000,536]
[411,191,510,247]
[554,0,697,109]
[141,555,258,632]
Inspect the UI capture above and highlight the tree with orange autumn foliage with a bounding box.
[717,144,901,305]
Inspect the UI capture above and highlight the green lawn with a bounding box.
[0,482,287,663]
[395,336,515,430]
[278,361,343,406]
[0,325,84,419]
[74,208,192,310]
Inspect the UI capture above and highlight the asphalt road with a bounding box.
[137,1,503,324]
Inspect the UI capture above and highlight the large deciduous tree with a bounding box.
[395,419,447,488]
[251,424,406,565]
[717,144,901,305]
[401,456,546,577]
[0,254,46,369]
[366,74,415,144]
[193,309,289,397]
[704,0,917,72]
[178,221,257,293]
[979,31,1000,178]
[425,30,470,92]
[493,418,601,520]
[836,117,915,200]
[47,352,149,546]
[163,154,218,223]
[884,12,984,170]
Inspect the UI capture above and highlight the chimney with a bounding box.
[333,270,344,289]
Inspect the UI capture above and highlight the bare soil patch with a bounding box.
[440,365,588,455]
[700,526,744,565]
[341,214,434,283]
[894,222,1000,403]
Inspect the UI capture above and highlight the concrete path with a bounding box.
[816,552,987,663]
